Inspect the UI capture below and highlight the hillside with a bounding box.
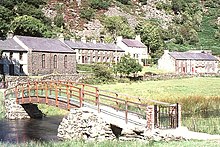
[0,0,219,57]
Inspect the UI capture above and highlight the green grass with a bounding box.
[139,65,168,75]
[0,140,219,147]
[182,116,220,135]
[97,77,220,100]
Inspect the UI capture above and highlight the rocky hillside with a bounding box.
[44,0,173,38]
[0,0,219,57]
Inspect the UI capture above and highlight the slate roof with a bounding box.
[169,52,218,61]
[121,39,146,48]
[16,36,74,53]
[0,39,26,51]
[64,40,124,52]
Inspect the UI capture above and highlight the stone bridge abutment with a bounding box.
[4,99,44,119]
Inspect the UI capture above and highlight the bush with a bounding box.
[80,8,95,20]
[139,0,147,5]
[81,63,114,84]
[214,29,220,40]
[77,64,93,72]
[89,0,111,10]
[54,14,64,28]
[116,0,131,5]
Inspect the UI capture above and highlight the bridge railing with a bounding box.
[4,80,181,128]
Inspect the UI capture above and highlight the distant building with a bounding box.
[158,50,219,74]
[116,35,148,65]
[64,39,125,64]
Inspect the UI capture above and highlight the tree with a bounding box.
[136,21,165,58]
[15,2,47,22]
[0,6,14,38]
[103,16,134,38]
[114,54,142,76]
[10,15,48,37]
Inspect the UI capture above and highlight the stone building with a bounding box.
[64,39,125,64]
[116,35,148,65]
[0,35,76,76]
[158,50,219,74]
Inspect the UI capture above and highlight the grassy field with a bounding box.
[96,77,220,100]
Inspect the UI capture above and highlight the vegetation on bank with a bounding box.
[0,139,220,147]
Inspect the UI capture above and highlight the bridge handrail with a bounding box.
[99,89,171,105]
[4,80,176,126]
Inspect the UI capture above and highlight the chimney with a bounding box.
[92,39,96,44]
[135,34,141,42]
[116,36,123,45]
[164,50,169,54]
[70,37,75,42]
[100,35,104,43]
[58,33,64,42]
[81,36,86,43]
[7,31,14,39]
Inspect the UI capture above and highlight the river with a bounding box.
[0,116,63,143]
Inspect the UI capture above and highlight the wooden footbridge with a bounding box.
[4,80,181,129]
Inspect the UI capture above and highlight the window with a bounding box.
[0,52,2,59]
[9,52,13,59]
[54,55,57,68]
[42,54,45,68]
[19,52,23,60]
[64,55,67,68]
[20,65,24,73]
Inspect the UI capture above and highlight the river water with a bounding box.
[0,116,63,143]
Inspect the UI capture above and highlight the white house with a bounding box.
[158,50,219,74]
[116,35,148,65]
[0,38,28,75]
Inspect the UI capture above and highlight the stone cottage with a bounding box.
[0,35,76,76]
[158,50,219,74]
[116,35,148,65]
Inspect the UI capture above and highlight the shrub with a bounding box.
[80,8,95,20]
[89,0,111,10]
[54,14,64,28]
[77,64,93,72]
[116,0,131,5]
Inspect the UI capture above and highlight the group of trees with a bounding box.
[83,54,143,84]
[0,0,64,39]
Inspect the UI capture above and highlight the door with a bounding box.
[9,64,14,75]
[0,64,3,74]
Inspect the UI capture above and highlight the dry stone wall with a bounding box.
[57,108,115,141]
[4,74,86,88]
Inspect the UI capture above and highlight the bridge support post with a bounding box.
[177,103,181,127]
[95,88,100,113]
[146,106,154,130]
